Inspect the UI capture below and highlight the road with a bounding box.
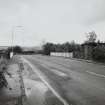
[20,55,105,105]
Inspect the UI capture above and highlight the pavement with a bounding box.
[0,58,25,105]
[19,55,105,105]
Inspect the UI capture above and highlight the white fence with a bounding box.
[50,52,73,58]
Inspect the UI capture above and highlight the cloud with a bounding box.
[73,0,105,25]
[1,0,105,27]
[0,0,105,46]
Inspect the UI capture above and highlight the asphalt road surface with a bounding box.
[20,55,105,105]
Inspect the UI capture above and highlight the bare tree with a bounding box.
[85,31,97,43]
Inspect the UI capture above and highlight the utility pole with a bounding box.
[10,26,24,58]
[10,26,14,58]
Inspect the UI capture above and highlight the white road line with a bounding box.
[21,57,70,105]
[86,71,105,78]
[50,69,67,77]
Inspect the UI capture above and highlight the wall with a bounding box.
[50,52,73,58]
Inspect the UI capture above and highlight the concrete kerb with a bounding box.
[58,56,105,66]
[50,55,105,66]
[17,58,28,105]
[70,58,105,66]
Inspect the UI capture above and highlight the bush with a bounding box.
[92,46,105,62]
[0,58,8,72]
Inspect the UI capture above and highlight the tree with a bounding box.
[42,41,81,55]
[7,46,23,54]
[85,31,97,43]
[13,46,23,53]
[42,43,54,55]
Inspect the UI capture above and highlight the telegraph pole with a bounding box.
[10,26,24,58]
[10,26,14,58]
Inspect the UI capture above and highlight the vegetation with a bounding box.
[0,57,7,71]
[85,31,105,62]
[42,31,105,62]
[7,46,23,54]
[85,31,97,43]
[92,45,105,62]
[42,41,80,55]
[4,46,23,59]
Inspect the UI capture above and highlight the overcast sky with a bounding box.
[0,0,105,46]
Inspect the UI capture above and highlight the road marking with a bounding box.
[50,69,67,77]
[21,57,70,105]
[86,71,105,78]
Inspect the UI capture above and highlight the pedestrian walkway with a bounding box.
[0,60,21,105]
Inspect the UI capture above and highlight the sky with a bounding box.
[0,0,105,46]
